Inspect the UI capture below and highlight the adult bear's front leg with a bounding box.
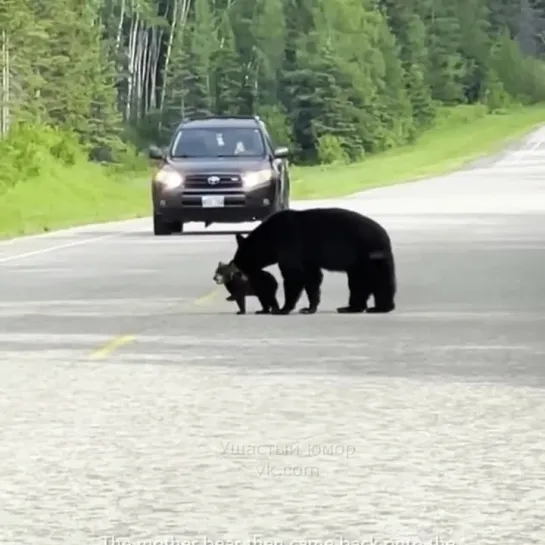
[273,266,305,315]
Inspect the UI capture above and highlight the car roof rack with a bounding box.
[180,114,262,123]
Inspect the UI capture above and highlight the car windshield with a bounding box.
[171,127,266,158]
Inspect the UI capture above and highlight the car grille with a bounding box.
[184,174,243,190]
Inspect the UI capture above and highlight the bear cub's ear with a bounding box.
[235,233,246,246]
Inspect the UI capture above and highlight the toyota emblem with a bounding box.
[207,176,220,185]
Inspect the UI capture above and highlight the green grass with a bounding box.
[2,103,545,240]
[291,103,545,199]
[0,164,149,239]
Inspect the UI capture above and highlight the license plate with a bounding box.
[201,195,225,208]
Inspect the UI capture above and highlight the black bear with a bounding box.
[213,260,280,315]
[232,207,396,315]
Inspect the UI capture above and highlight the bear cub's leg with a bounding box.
[234,294,246,315]
[255,289,279,314]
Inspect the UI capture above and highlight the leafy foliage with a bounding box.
[2,0,545,179]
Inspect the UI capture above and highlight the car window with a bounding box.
[171,127,266,158]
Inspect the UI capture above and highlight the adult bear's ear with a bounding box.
[235,233,245,246]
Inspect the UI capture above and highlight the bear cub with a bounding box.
[213,261,280,315]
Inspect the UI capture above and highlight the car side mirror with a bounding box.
[148,145,165,160]
[273,146,289,159]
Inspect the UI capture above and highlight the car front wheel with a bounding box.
[153,214,182,235]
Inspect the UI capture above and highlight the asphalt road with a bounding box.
[2,128,545,545]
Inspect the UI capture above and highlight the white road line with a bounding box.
[0,217,149,246]
[0,333,112,344]
[500,133,545,165]
[0,233,118,264]
[529,137,545,151]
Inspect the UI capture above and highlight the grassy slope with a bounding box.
[0,165,150,239]
[291,104,545,198]
[1,104,545,239]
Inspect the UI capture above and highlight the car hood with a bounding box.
[166,158,269,174]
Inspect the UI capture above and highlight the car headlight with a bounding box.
[241,169,273,188]
[154,168,184,189]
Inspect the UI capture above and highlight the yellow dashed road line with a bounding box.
[88,288,221,359]
[88,335,136,360]
[194,286,221,305]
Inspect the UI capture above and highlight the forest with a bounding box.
[2,0,545,205]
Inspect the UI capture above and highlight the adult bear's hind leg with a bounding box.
[337,265,371,314]
[367,277,395,313]
[299,267,323,314]
[366,253,396,313]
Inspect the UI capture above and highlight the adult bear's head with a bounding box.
[233,210,293,273]
[232,233,258,274]
[232,230,274,274]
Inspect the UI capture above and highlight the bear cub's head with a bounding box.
[213,260,247,284]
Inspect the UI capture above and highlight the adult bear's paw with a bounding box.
[336,305,366,314]
[365,304,395,314]
[298,306,317,314]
